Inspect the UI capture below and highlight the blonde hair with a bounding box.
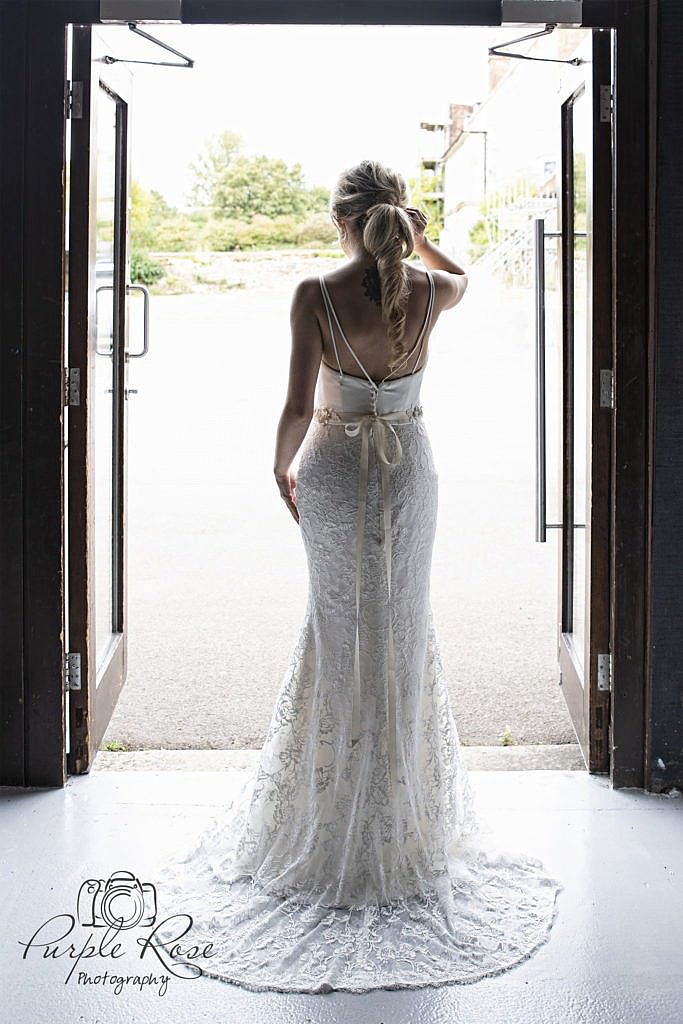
[330,159,415,370]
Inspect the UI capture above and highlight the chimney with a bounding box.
[448,103,474,147]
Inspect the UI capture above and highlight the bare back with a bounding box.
[313,262,442,383]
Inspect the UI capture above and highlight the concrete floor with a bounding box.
[2,761,682,1024]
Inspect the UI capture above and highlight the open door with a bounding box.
[535,28,613,773]
[66,26,137,773]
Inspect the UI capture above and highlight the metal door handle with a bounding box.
[94,282,150,357]
[126,283,150,358]
[533,218,565,543]
[534,218,548,542]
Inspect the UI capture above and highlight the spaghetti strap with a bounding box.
[319,276,377,388]
[318,276,344,378]
[319,270,435,386]
[381,270,435,383]
[409,270,436,374]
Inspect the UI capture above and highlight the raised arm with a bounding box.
[406,207,469,310]
[273,278,323,523]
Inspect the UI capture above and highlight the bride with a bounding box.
[160,160,563,993]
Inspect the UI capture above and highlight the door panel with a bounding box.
[66,26,132,773]
[556,29,613,771]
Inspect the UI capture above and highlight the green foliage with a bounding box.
[202,212,336,252]
[187,130,242,208]
[151,215,203,252]
[573,151,586,219]
[130,249,164,285]
[187,130,329,219]
[302,185,332,215]
[407,172,442,243]
[294,212,337,248]
[129,157,334,254]
[225,214,296,249]
[129,183,171,280]
[202,218,244,252]
[211,156,309,218]
[100,740,128,752]
[499,725,514,747]
[467,173,542,262]
[130,179,153,236]
[467,217,492,262]
[130,180,176,249]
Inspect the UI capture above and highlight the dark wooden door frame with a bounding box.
[0,0,654,788]
[67,28,133,776]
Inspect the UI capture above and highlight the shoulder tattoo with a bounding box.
[362,266,382,307]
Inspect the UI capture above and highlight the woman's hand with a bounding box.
[275,467,299,524]
[405,206,428,249]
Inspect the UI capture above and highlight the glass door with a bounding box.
[66,26,134,773]
[536,29,613,772]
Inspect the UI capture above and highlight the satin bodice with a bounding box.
[316,359,427,415]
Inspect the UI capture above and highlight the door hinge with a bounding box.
[599,369,614,408]
[597,652,611,691]
[66,80,83,120]
[599,84,613,124]
[65,652,82,691]
[64,367,81,407]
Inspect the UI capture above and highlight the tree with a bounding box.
[131,180,177,248]
[187,130,242,208]
[302,185,330,215]
[187,131,329,219]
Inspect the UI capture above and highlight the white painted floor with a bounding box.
[2,764,682,1024]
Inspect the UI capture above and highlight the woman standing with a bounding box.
[161,160,562,993]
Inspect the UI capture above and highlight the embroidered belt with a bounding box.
[313,403,423,784]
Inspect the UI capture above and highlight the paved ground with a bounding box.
[101,254,574,752]
[93,744,586,772]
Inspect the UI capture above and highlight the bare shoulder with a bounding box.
[289,274,324,318]
[291,274,322,305]
[429,267,469,310]
[404,262,436,299]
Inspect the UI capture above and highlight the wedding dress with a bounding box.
[159,269,563,993]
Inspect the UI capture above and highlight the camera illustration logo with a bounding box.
[77,870,157,930]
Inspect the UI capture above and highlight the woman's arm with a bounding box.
[406,208,468,309]
[273,278,323,523]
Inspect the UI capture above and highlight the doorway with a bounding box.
[64,19,610,778]
[0,0,652,790]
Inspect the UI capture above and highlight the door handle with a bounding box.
[534,218,548,542]
[94,282,150,358]
[126,283,150,359]
[533,218,565,543]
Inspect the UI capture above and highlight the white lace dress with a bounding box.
[158,272,563,992]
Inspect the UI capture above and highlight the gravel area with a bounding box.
[150,248,344,293]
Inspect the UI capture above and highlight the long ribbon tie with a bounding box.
[343,412,405,784]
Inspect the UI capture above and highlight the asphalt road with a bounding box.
[101,255,575,751]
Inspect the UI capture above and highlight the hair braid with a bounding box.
[330,160,416,371]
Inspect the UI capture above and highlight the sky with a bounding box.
[95,23,493,208]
